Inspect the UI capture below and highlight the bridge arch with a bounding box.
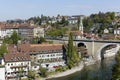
[95,43,119,60]
[77,42,87,48]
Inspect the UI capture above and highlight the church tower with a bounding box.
[79,17,83,34]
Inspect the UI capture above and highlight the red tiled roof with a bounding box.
[68,30,82,36]
[30,44,63,53]
[17,41,30,53]
[0,22,34,29]
[7,44,18,53]
[4,53,30,62]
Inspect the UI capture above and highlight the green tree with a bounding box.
[111,50,120,80]
[3,36,12,44]
[77,18,80,28]
[66,33,80,69]
[0,43,8,57]
[71,26,78,31]
[17,68,24,80]
[27,70,36,80]
[39,66,48,77]
[39,37,46,44]
[11,31,20,45]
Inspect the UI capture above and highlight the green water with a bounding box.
[48,57,116,80]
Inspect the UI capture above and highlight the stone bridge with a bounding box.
[47,39,120,60]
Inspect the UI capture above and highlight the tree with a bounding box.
[66,33,80,69]
[38,37,46,44]
[77,18,80,28]
[11,31,20,45]
[27,70,36,80]
[0,43,8,57]
[3,36,12,44]
[31,37,46,44]
[39,66,48,77]
[111,50,120,80]
[17,68,24,80]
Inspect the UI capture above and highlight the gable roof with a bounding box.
[4,53,30,62]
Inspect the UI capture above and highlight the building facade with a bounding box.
[33,27,45,38]
[114,28,120,35]
[4,53,31,80]
[29,44,65,70]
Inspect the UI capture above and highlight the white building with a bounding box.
[0,58,5,80]
[68,18,78,24]
[0,67,5,80]
[104,28,109,34]
[104,45,119,58]
[33,27,45,38]
[30,44,65,70]
[114,28,120,35]
[115,12,120,17]
[4,53,31,80]
[0,27,18,38]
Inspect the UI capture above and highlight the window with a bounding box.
[21,63,23,65]
[28,62,29,65]
[34,66,37,68]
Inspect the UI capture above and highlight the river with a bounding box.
[47,56,116,80]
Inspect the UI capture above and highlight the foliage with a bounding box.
[59,17,69,26]
[0,44,8,57]
[77,17,80,28]
[46,27,68,37]
[71,26,78,31]
[3,31,20,45]
[3,36,12,44]
[66,33,80,69]
[27,70,36,80]
[17,68,24,80]
[83,12,115,33]
[11,31,20,45]
[55,66,68,72]
[31,37,46,44]
[39,66,48,77]
[27,16,42,25]
[111,50,120,80]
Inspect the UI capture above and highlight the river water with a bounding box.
[48,56,116,80]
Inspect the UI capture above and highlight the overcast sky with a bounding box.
[0,0,120,21]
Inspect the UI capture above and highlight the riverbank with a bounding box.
[38,62,84,80]
[37,48,119,80]
[38,58,96,80]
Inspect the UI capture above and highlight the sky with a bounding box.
[0,0,120,21]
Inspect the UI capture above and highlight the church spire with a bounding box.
[79,17,83,34]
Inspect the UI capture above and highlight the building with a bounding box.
[104,28,109,34]
[114,28,120,35]
[0,22,40,40]
[33,27,45,38]
[0,23,19,38]
[18,25,34,40]
[17,41,66,71]
[4,53,31,80]
[115,12,120,17]
[29,44,65,70]
[0,66,5,80]
[104,45,119,58]
[68,31,83,40]
[68,17,78,24]
[0,58,5,80]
